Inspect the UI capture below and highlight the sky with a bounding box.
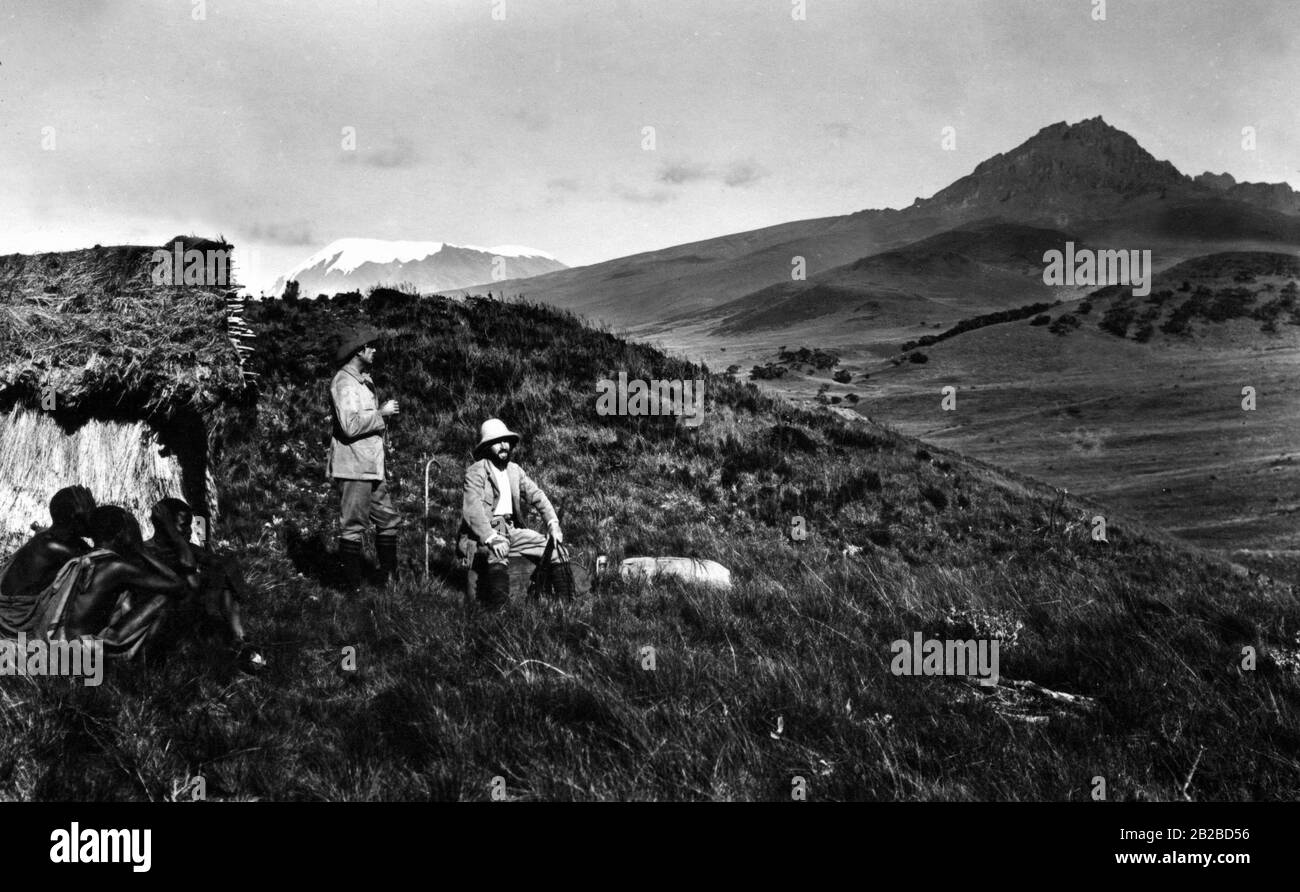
[1,0,1296,294]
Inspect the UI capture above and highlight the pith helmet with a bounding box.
[475,418,521,454]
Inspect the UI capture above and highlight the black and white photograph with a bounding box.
[0,0,1295,870]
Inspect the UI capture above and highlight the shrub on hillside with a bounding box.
[778,346,839,370]
[832,369,852,384]
[1048,313,1081,336]
[1030,314,1050,326]
[1161,304,1194,336]
[1204,286,1256,322]
[921,485,948,511]
[1100,302,1136,337]
[898,301,1052,355]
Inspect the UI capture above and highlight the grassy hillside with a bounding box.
[828,251,1300,583]
[3,289,1298,801]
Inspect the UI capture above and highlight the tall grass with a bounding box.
[2,289,1297,801]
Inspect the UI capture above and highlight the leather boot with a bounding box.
[480,563,511,611]
[339,539,364,593]
[376,534,399,587]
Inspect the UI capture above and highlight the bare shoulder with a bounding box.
[48,539,86,559]
[95,554,136,584]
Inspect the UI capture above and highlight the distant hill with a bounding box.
[466,117,1300,334]
[855,222,1078,272]
[909,117,1186,224]
[1196,171,1300,216]
[698,221,1074,337]
[274,238,566,297]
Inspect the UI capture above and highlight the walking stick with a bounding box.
[424,456,439,580]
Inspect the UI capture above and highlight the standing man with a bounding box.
[457,418,568,610]
[329,325,401,592]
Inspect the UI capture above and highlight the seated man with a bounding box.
[143,498,264,670]
[0,485,97,636]
[43,506,190,659]
[457,418,568,610]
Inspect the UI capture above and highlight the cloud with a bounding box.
[657,160,712,185]
[340,135,420,169]
[513,108,551,132]
[245,220,316,246]
[655,157,768,188]
[722,159,766,187]
[611,182,675,204]
[544,177,582,206]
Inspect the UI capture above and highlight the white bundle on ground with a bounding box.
[619,556,732,590]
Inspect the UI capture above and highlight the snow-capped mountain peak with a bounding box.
[476,244,560,261]
[274,237,566,297]
[286,238,446,279]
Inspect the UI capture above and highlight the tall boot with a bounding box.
[480,563,511,612]
[339,539,364,593]
[376,534,399,588]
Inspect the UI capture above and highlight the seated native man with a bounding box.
[0,485,97,636]
[143,498,264,671]
[457,418,569,610]
[40,506,190,659]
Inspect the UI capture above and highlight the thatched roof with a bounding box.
[0,240,251,420]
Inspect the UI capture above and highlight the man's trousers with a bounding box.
[337,478,401,542]
[479,515,558,566]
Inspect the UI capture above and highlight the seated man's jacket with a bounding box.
[457,459,558,564]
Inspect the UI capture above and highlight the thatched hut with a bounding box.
[0,239,254,549]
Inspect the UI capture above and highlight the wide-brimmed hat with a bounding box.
[335,325,382,364]
[475,418,521,454]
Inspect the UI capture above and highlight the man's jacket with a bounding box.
[327,366,386,480]
[457,459,558,561]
